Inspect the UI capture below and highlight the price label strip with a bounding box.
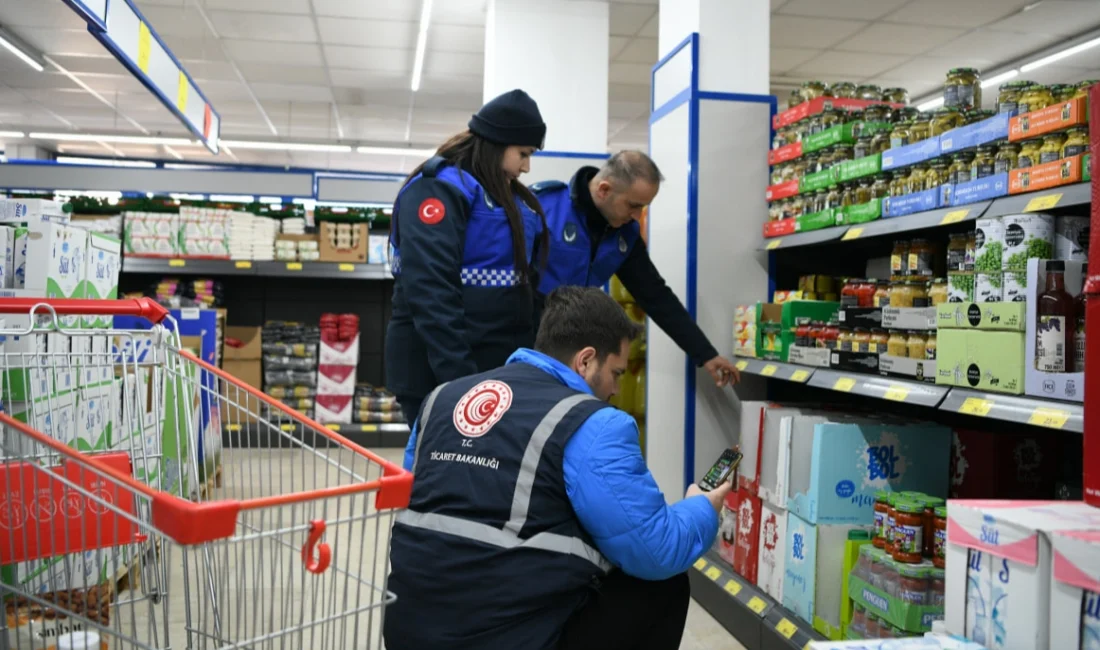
[1028,407,1070,429]
[724,579,742,596]
[286,262,303,271]
[760,364,778,377]
[234,261,252,269]
[1025,193,1063,213]
[766,239,783,250]
[338,263,356,272]
[693,558,707,571]
[841,227,863,241]
[776,618,798,639]
[790,370,810,382]
[940,209,969,225]
[959,397,993,416]
[747,596,767,614]
[735,360,748,371]
[168,259,185,267]
[883,384,910,402]
[705,566,722,581]
[833,377,856,392]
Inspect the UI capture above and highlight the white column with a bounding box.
[647,0,770,499]
[484,0,609,157]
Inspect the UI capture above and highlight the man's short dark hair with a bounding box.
[536,286,643,364]
[594,150,664,188]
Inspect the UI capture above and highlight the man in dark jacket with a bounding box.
[386,286,732,650]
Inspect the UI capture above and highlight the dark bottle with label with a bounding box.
[1037,260,1075,372]
[1075,263,1088,371]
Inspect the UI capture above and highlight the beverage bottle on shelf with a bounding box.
[1075,263,1087,372]
[633,363,646,417]
[1037,260,1076,373]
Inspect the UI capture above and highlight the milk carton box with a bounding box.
[737,401,768,494]
[757,500,787,601]
[945,500,1100,649]
[0,225,16,288]
[24,221,85,300]
[786,414,952,524]
[782,510,860,630]
[81,232,121,328]
[759,405,804,509]
[1049,530,1100,650]
[13,226,27,288]
[732,487,761,583]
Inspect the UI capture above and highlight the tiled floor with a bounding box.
[100,447,745,650]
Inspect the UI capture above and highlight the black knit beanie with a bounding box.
[468,89,546,149]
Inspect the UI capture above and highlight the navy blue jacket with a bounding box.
[390,349,718,649]
[531,167,718,365]
[385,158,544,402]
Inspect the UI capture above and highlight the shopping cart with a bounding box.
[0,298,413,650]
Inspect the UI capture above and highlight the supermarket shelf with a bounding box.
[984,182,1091,218]
[689,550,822,650]
[840,201,991,241]
[222,422,410,448]
[122,256,394,279]
[734,358,814,383]
[758,227,846,251]
[806,369,949,408]
[939,388,1084,433]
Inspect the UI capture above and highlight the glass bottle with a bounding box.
[1076,263,1088,372]
[1037,260,1076,373]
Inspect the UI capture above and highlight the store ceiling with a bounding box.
[0,0,1098,176]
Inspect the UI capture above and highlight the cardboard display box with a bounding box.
[81,232,121,328]
[318,222,369,263]
[1009,154,1083,194]
[782,510,861,633]
[1024,258,1085,401]
[936,302,1026,331]
[756,500,787,602]
[1008,97,1088,141]
[935,329,1026,394]
[1049,530,1100,650]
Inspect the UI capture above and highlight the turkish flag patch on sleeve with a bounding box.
[418,198,445,225]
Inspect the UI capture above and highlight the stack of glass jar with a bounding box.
[872,491,947,566]
[850,545,946,641]
[785,81,909,111]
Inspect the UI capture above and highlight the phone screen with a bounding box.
[703,454,735,486]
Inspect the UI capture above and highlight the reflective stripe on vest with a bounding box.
[398,391,611,572]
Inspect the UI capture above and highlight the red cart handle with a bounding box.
[302,520,332,574]
[0,297,170,324]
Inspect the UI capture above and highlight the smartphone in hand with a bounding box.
[698,448,743,492]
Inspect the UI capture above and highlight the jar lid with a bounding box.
[1078,80,1099,87]
[1001,80,1032,90]
[930,567,946,578]
[923,496,946,506]
[883,87,907,93]
[934,106,961,114]
[801,80,825,86]
[849,529,872,540]
[896,499,924,514]
[858,83,882,89]
[949,67,979,74]
[900,491,928,499]
[935,505,948,517]
[898,563,928,578]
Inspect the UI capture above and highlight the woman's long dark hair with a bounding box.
[403,131,549,286]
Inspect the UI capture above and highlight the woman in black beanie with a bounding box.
[385,89,551,425]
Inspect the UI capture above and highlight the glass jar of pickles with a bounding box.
[890,173,907,197]
[929,107,963,136]
[1063,127,1089,158]
[854,136,873,159]
[832,81,857,99]
[971,145,996,180]
[908,114,931,142]
[1040,133,1066,164]
[820,109,844,132]
[887,330,908,356]
[871,173,890,199]
[925,159,948,190]
[839,182,855,208]
[869,328,889,353]
[883,87,909,105]
[854,178,873,205]
[1018,138,1042,168]
[852,328,872,353]
[889,121,911,149]
[926,331,938,360]
[997,80,1032,114]
[870,129,891,154]
[906,165,928,194]
[863,104,892,124]
[945,68,981,109]
[1019,84,1053,114]
[995,142,1020,174]
[930,279,948,306]
[800,80,829,102]
[857,84,882,100]
[768,202,783,221]
[874,280,891,307]
[948,153,973,184]
[825,185,842,209]
[788,195,804,219]
[833,144,854,165]
[907,331,928,359]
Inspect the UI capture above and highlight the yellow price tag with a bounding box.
[280,424,294,432]
[137,22,152,73]
[833,377,856,392]
[841,227,863,241]
[286,262,303,271]
[325,423,340,431]
[940,209,969,225]
[735,360,748,371]
[226,424,241,432]
[1025,193,1063,212]
[776,618,798,639]
[747,596,767,614]
[176,71,188,112]
[338,263,355,272]
[884,384,910,402]
[804,643,814,650]
[724,579,742,596]
[760,364,778,376]
[693,558,707,571]
[1028,407,1070,429]
[168,259,185,267]
[234,261,251,269]
[705,566,722,581]
[766,239,782,250]
[360,424,378,432]
[791,370,809,382]
[959,397,993,416]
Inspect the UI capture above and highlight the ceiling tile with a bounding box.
[326,47,411,74]
[771,0,790,9]
[224,41,323,66]
[45,56,128,76]
[433,0,489,26]
[884,0,1033,28]
[210,12,317,43]
[329,68,409,92]
[610,62,651,85]
[638,13,658,38]
[771,15,868,49]
[777,0,908,21]
[870,56,974,86]
[790,50,911,78]
[136,5,209,38]
[157,37,229,62]
[609,100,647,119]
[1017,63,1098,88]
[317,18,415,49]
[311,0,417,21]
[936,29,1062,68]
[610,83,649,102]
[250,83,334,103]
[423,51,484,77]
[610,36,630,59]
[771,47,823,74]
[179,60,240,83]
[202,0,311,14]
[237,62,329,85]
[616,38,658,64]
[192,79,254,101]
[14,28,108,57]
[0,0,89,30]
[985,1,1100,36]
[610,4,656,36]
[430,24,485,53]
[838,23,966,56]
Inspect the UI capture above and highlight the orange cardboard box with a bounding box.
[1009,96,1088,141]
[1008,154,1083,194]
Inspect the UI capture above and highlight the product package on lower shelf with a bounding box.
[849,548,944,637]
[1048,530,1100,649]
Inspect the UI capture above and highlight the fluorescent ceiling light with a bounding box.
[56,156,156,168]
[981,69,1019,88]
[165,163,220,170]
[917,97,945,112]
[411,0,434,91]
[0,131,24,138]
[357,146,436,157]
[1022,36,1100,72]
[0,28,44,72]
[219,140,352,153]
[31,132,196,146]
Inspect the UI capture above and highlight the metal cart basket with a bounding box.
[0,298,412,650]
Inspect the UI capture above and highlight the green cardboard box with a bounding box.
[836,153,882,182]
[797,208,836,232]
[838,200,882,226]
[802,122,893,154]
[849,574,943,634]
[1085,153,1092,182]
[936,302,1026,331]
[935,329,1025,394]
[780,300,841,330]
[800,168,838,193]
